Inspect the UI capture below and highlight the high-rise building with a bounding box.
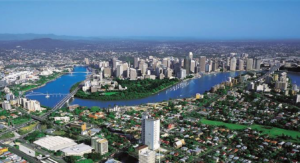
[246,58,253,70]
[91,136,108,155]
[84,58,90,65]
[179,68,186,79]
[134,57,139,68]
[199,56,206,73]
[254,58,261,70]
[144,118,160,150]
[230,57,237,71]
[184,57,190,76]
[2,101,11,110]
[130,68,137,80]
[116,65,123,78]
[238,59,244,71]
[190,60,196,73]
[103,67,112,78]
[226,57,231,67]
[162,58,168,67]
[189,52,193,60]
[141,112,150,144]
[112,58,118,75]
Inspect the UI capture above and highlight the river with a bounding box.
[26,66,246,108]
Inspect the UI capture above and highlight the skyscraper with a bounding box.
[130,68,137,80]
[189,52,193,60]
[184,56,190,76]
[112,57,118,75]
[199,56,206,73]
[134,57,139,68]
[141,112,150,144]
[116,64,123,78]
[144,119,160,150]
[246,58,253,70]
[254,58,261,70]
[141,112,160,150]
[238,59,244,71]
[230,57,237,71]
[190,60,196,73]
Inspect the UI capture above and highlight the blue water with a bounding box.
[27,66,245,108]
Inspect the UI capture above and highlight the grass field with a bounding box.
[18,123,38,135]
[0,132,14,140]
[104,92,118,96]
[53,130,66,136]
[201,119,300,140]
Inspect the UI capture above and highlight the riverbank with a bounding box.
[74,78,181,101]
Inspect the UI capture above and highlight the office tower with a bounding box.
[275,81,288,91]
[112,58,117,72]
[141,112,150,144]
[211,60,216,72]
[122,62,129,78]
[226,57,231,67]
[246,58,253,70]
[199,56,206,73]
[2,101,11,110]
[230,57,237,71]
[189,52,193,60]
[84,58,89,65]
[205,63,211,73]
[91,136,108,155]
[134,57,139,68]
[99,71,103,81]
[138,59,146,70]
[164,68,173,78]
[184,56,190,76]
[116,65,123,78]
[162,58,168,67]
[130,68,137,80]
[143,118,160,150]
[238,59,244,71]
[190,60,196,73]
[178,68,186,79]
[167,59,171,68]
[139,149,156,163]
[254,58,261,70]
[141,63,148,75]
[103,67,112,78]
[156,67,163,77]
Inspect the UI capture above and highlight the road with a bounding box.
[0,142,39,163]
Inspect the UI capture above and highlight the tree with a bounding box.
[90,106,100,113]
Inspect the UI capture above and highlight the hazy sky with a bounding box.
[0,0,300,39]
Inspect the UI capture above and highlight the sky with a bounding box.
[0,0,300,40]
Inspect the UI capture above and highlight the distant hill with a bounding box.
[0,33,96,41]
[0,38,90,49]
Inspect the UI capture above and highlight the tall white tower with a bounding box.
[144,118,160,150]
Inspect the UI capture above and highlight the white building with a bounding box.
[144,118,160,150]
[61,143,93,156]
[2,100,11,110]
[91,136,108,155]
[34,136,77,152]
[130,68,137,80]
[54,117,70,123]
[230,57,237,71]
[179,69,186,79]
[116,64,123,78]
[139,149,156,163]
[246,58,253,70]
